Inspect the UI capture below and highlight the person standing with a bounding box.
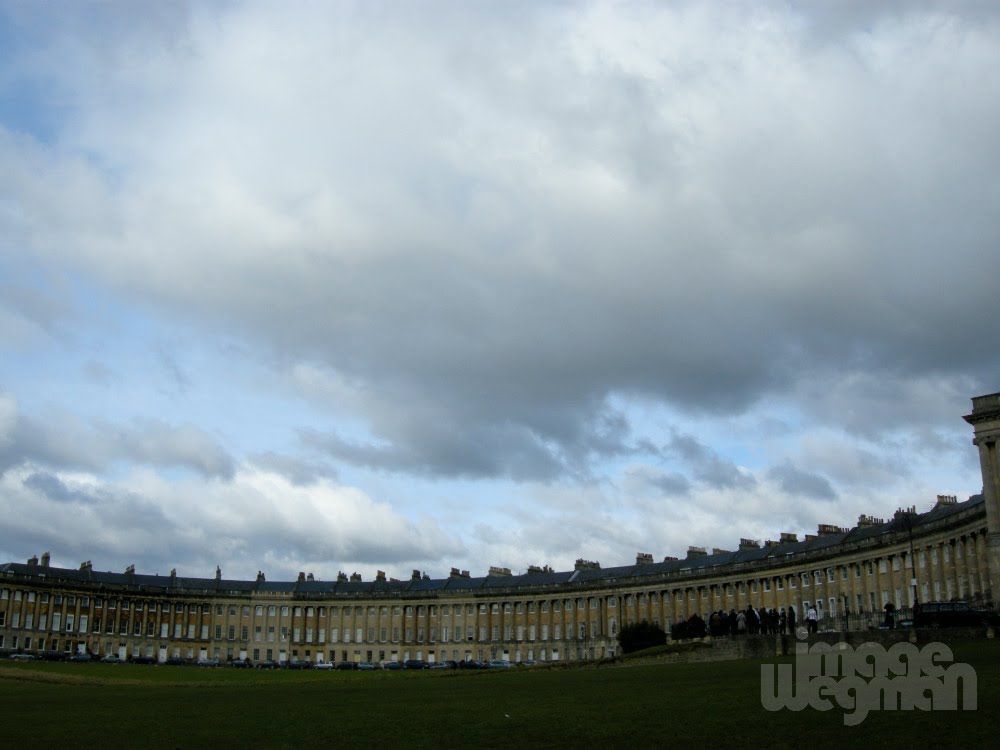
[806,604,818,634]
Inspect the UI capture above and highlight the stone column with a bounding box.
[963,392,1000,601]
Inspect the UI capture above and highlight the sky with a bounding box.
[1,0,998,583]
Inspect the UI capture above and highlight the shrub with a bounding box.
[616,620,667,654]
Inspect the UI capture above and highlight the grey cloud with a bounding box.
[22,471,94,504]
[767,463,837,501]
[2,2,999,483]
[0,402,234,480]
[664,432,757,491]
[249,451,337,486]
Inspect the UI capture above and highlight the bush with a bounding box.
[616,620,667,654]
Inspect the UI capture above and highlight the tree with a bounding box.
[616,620,667,654]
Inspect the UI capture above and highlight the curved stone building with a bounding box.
[2,392,997,665]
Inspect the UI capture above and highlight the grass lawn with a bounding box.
[1,639,995,749]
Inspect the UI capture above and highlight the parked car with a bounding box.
[285,659,311,670]
[9,653,36,661]
[383,661,403,670]
[403,659,428,670]
[313,661,335,670]
[913,601,1000,628]
[457,659,486,670]
[131,655,156,665]
[488,660,512,669]
[335,661,358,671]
[40,651,68,662]
[68,653,93,663]
[356,662,377,671]
[429,660,457,670]
[230,658,253,669]
[100,654,123,664]
[164,657,189,666]
[256,660,279,670]
[198,657,221,667]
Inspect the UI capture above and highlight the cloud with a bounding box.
[0,397,235,479]
[0,1,996,487]
[767,462,837,501]
[664,431,757,491]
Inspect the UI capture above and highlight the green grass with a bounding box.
[2,639,997,749]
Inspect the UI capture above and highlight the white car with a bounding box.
[9,653,37,661]
[313,662,335,670]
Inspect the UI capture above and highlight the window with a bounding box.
[892,557,900,572]
[828,568,836,582]
[801,573,809,587]
[608,596,617,608]
[879,560,888,573]
[504,603,511,613]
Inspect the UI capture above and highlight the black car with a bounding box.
[457,660,486,670]
[335,661,358,671]
[131,655,156,665]
[256,660,279,670]
[285,659,311,670]
[230,658,253,668]
[40,651,68,662]
[403,659,428,670]
[68,653,93,663]
[913,601,1000,628]
[164,657,190,666]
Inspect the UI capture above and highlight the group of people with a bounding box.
[672,606,803,639]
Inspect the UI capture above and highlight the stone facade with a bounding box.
[1,392,997,665]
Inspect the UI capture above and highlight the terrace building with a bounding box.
[2,391,998,664]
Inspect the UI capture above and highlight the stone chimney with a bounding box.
[350,572,362,582]
[574,558,601,570]
[256,570,266,583]
[779,532,798,543]
[215,565,222,581]
[27,555,38,566]
[297,571,306,582]
[376,570,386,582]
[489,566,512,576]
[738,538,760,551]
[411,569,422,581]
[857,514,885,528]
[817,524,847,536]
[40,551,51,568]
[337,572,348,582]
[686,546,707,558]
[636,552,654,565]
[306,573,315,582]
